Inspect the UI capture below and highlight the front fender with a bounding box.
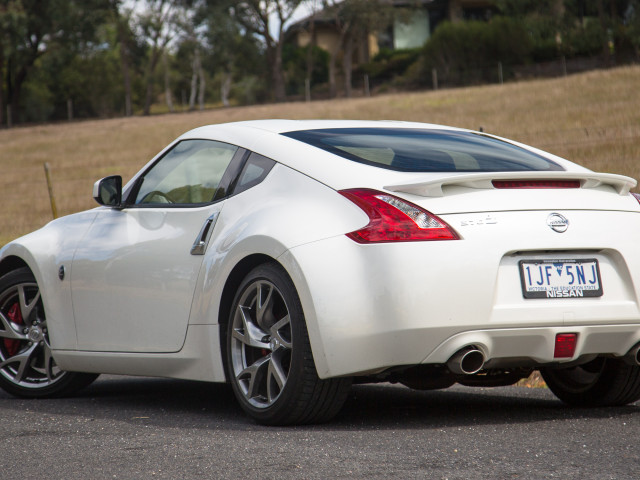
[0,211,99,350]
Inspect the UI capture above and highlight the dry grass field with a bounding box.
[1,65,640,246]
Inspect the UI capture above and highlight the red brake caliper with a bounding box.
[4,303,23,357]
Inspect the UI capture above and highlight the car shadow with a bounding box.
[0,375,637,431]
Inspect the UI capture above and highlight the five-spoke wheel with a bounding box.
[226,263,351,425]
[0,268,97,398]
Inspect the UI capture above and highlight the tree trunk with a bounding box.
[271,42,286,102]
[188,48,199,111]
[143,48,162,116]
[113,2,133,117]
[305,14,317,85]
[163,51,174,113]
[10,65,29,124]
[596,0,611,65]
[122,53,133,116]
[328,51,337,98]
[343,33,354,98]
[119,29,133,116]
[198,57,205,111]
[0,41,4,127]
[221,71,231,107]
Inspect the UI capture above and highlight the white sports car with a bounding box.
[2,120,640,424]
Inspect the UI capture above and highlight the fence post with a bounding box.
[67,99,73,121]
[432,68,438,90]
[305,78,311,103]
[364,74,370,97]
[6,106,12,129]
[43,163,58,219]
[498,62,503,85]
[562,56,567,76]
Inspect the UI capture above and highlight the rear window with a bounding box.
[281,128,564,172]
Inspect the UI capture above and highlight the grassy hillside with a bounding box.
[1,66,640,246]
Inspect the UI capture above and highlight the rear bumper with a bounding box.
[282,210,640,378]
[424,324,640,368]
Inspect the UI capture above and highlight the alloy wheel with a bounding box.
[0,281,64,389]
[230,279,292,408]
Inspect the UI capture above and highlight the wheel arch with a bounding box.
[0,256,31,280]
[216,251,329,380]
[218,254,277,333]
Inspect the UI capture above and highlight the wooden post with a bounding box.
[6,106,12,128]
[44,163,58,219]
[562,56,567,76]
[432,68,438,90]
[498,62,503,85]
[305,78,311,103]
[67,99,73,121]
[364,74,370,97]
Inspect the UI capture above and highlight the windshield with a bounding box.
[282,128,564,173]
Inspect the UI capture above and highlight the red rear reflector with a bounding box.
[339,188,460,243]
[492,180,580,189]
[554,333,578,358]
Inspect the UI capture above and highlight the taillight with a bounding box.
[338,188,460,243]
[492,180,580,189]
[632,193,640,205]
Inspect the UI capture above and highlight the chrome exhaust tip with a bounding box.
[447,347,485,375]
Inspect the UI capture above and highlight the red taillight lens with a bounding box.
[492,180,580,189]
[554,333,578,358]
[339,188,460,243]
[632,193,640,205]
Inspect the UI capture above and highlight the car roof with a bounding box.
[174,120,586,192]
[214,119,458,133]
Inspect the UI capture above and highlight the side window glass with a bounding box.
[135,140,238,205]
[232,153,275,196]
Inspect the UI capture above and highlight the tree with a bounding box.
[322,0,394,98]
[1,0,110,125]
[196,1,265,106]
[110,0,135,116]
[232,0,304,102]
[134,0,181,115]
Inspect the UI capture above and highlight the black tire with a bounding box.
[541,357,640,407]
[225,262,351,425]
[0,267,98,398]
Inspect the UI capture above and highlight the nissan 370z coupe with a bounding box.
[2,120,640,425]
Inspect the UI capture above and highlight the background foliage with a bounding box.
[1,0,639,125]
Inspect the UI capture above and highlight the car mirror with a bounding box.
[93,175,123,207]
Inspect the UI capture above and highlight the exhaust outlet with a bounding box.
[623,344,640,366]
[447,347,485,375]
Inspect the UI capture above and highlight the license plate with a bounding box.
[519,259,603,299]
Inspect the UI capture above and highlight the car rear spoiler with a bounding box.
[384,171,637,197]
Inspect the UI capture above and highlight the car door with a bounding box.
[70,139,245,352]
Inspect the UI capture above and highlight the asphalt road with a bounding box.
[0,376,638,480]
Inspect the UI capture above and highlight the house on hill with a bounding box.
[287,0,496,65]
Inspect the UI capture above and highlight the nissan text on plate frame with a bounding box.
[2,120,640,425]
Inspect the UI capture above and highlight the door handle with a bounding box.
[190,212,219,255]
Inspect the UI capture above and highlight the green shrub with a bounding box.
[407,17,532,87]
[358,47,421,82]
[282,44,329,95]
[560,19,606,58]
